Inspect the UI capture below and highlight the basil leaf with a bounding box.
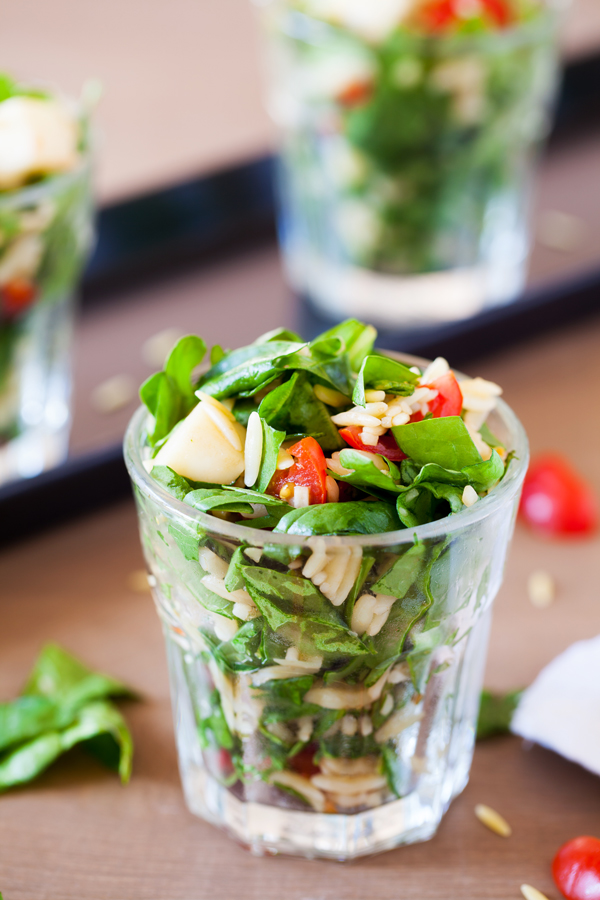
[477,689,523,740]
[274,501,401,536]
[353,355,418,407]
[256,418,286,493]
[392,416,482,470]
[140,335,206,445]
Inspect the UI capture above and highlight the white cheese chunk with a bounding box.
[0,97,79,190]
[153,398,246,485]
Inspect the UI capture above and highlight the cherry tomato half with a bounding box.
[337,80,373,108]
[339,426,407,462]
[416,0,512,31]
[268,436,327,505]
[1,278,37,317]
[520,454,598,537]
[289,744,320,779]
[425,371,463,419]
[552,836,600,900]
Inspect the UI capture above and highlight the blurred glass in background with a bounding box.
[0,77,94,484]
[255,0,566,327]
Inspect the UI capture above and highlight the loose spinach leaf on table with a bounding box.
[140,335,206,446]
[274,501,401,536]
[393,416,482,470]
[477,689,523,740]
[0,645,137,790]
[353,355,418,407]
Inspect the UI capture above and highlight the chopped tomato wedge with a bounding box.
[425,371,463,419]
[339,426,406,462]
[416,0,512,31]
[268,436,327,504]
[1,278,37,317]
[552,836,600,900]
[289,745,320,778]
[337,80,373,108]
[520,454,598,537]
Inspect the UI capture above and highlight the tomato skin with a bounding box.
[552,836,600,900]
[337,80,373,108]
[520,455,598,537]
[416,0,512,31]
[425,371,463,419]
[1,278,37,317]
[289,744,320,778]
[339,426,406,462]
[268,436,327,504]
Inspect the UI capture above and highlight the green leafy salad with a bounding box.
[0,73,92,442]
[135,318,514,814]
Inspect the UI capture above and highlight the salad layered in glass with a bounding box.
[126,319,527,857]
[258,0,561,324]
[0,73,93,481]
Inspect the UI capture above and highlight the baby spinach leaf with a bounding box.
[396,488,436,528]
[216,618,264,671]
[259,371,344,451]
[224,547,248,592]
[335,449,404,498]
[197,341,304,399]
[254,327,303,344]
[313,318,376,372]
[0,700,133,790]
[479,422,505,451]
[274,501,401,536]
[477,689,523,740]
[231,397,255,426]
[392,416,482,470]
[259,676,321,724]
[343,554,376,625]
[198,689,234,751]
[150,465,196,501]
[371,542,426,596]
[419,482,465,513]
[256,418,286,493]
[168,521,201,561]
[353,355,418,407]
[0,696,71,753]
[381,744,410,797]
[412,462,468,487]
[210,344,225,366]
[140,335,206,445]
[24,643,134,706]
[184,489,254,516]
[462,450,504,492]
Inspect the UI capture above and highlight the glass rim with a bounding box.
[124,354,529,549]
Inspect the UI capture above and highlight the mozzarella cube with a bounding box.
[153,399,246,485]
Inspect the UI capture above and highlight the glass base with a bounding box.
[182,765,445,859]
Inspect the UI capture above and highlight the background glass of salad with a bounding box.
[0,78,94,484]
[255,0,565,328]
[124,355,528,860]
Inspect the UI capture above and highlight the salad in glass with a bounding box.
[125,318,528,857]
[0,73,93,482]
[257,0,562,324]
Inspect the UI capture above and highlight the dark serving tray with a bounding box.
[2,52,600,548]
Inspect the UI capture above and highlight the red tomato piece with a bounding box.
[425,371,463,419]
[268,436,327,505]
[289,745,320,778]
[339,426,406,462]
[416,0,512,31]
[337,80,373,108]
[553,836,600,900]
[217,748,235,779]
[520,454,598,537]
[1,278,37,317]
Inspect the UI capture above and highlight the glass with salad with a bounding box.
[256,0,563,325]
[0,73,94,483]
[124,318,528,858]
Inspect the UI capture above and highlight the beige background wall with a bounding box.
[1,0,597,203]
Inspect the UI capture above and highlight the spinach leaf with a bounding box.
[210,344,225,366]
[273,501,401,536]
[260,372,344,452]
[343,554,376,625]
[231,397,256,426]
[150,465,197,501]
[479,422,505,451]
[140,335,206,446]
[477,689,523,740]
[371,542,426,595]
[216,619,264,671]
[353,355,418,407]
[392,416,482,470]
[196,341,304,399]
[24,643,135,706]
[256,418,286,493]
[198,689,234,751]
[183,487,288,523]
[412,462,468,487]
[0,701,133,790]
[224,547,248,592]
[381,743,410,797]
[259,676,321,724]
[462,450,504,492]
[255,327,303,344]
[168,521,202,561]
[242,567,367,658]
[334,449,404,498]
[313,319,376,372]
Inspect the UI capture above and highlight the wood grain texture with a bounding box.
[1,313,600,897]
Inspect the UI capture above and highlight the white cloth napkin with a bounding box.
[511,634,600,777]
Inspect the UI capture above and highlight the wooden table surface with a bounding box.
[1,314,600,899]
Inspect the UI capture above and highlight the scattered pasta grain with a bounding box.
[527,570,555,608]
[127,569,151,593]
[520,885,550,900]
[474,804,512,837]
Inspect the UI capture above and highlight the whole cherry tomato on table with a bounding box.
[553,836,600,900]
[520,455,598,537]
[268,436,328,504]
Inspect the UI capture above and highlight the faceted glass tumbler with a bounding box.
[124,384,528,859]
[0,155,94,484]
[255,1,562,327]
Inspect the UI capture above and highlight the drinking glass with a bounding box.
[124,363,528,859]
